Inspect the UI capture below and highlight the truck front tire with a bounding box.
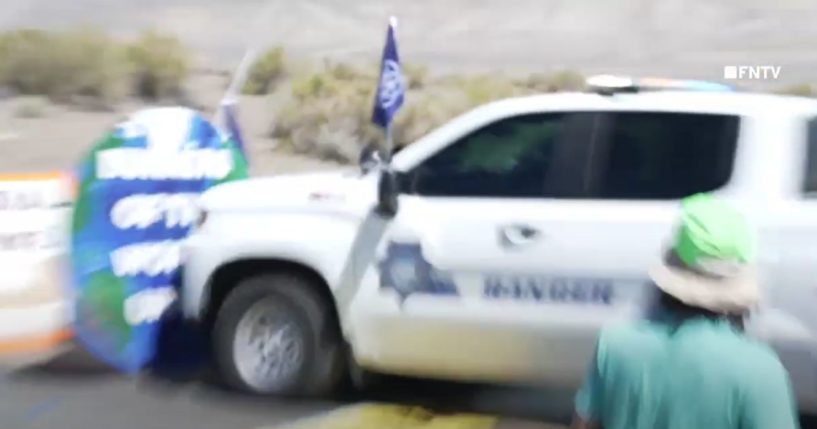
[212,272,345,396]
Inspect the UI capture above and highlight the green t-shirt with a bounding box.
[575,316,800,429]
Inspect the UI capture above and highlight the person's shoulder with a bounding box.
[692,331,789,392]
[727,338,794,407]
[600,320,664,341]
[597,320,666,354]
[727,335,787,373]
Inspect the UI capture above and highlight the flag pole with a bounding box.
[385,124,394,163]
[212,0,281,122]
[220,48,258,106]
[384,15,398,164]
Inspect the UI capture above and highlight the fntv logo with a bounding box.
[723,65,781,80]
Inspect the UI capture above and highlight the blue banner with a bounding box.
[70,107,248,373]
[372,17,405,129]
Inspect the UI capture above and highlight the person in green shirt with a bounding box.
[572,193,800,429]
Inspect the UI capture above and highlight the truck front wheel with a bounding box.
[212,272,345,396]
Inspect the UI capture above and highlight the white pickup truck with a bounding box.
[181,79,817,413]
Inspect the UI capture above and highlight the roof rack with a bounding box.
[586,74,735,96]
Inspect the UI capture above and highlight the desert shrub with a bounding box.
[60,29,132,102]
[13,96,49,118]
[776,83,815,97]
[0,28,191,103]
[403,64,429,89]
[451,73,524,106]
[324,60,372,82]
[521,70,585,92]
[393,88,470,146]
[273,61,482,162]
[290,73,332,100]
[271,66,587,162]
[242,46,286,95]
[390,73,536,146]
[0,28,130,103]
[0,30,57,95]
[273,66,381,163]
[126,30,190,100]
[392,71,586,146]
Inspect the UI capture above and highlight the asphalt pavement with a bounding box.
[0,346,574,429]
[0,348,341,429]
[4,346,817,429]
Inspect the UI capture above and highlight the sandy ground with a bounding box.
[3,0,817,86]
[0,72,342,175]
[1,1,817,173]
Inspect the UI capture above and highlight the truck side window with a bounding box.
[405,113,570,198]
[588,112,739,199]
[803,117,817,195]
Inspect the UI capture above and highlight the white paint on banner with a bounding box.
[124,287,177,326]
[110,193,200,230]
[109,240,183,277]
[96,148,233,180]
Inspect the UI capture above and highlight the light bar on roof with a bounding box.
[584,74,639,96]
[586,74,734,94]
[586,74,634,88]
[639,77,734,92]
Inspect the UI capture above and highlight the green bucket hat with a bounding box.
[649,193,760,313]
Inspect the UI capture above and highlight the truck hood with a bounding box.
[199,169,377,214]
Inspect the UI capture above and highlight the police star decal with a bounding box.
[378,242,458,306]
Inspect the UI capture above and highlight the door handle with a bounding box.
[499,223,541,247]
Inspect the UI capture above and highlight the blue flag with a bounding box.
[372,17,405,129]
[222,101,248,163]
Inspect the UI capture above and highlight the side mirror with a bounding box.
[358,143,383,175]
[376,168,399,218]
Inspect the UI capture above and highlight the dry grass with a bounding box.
[403,64,429,89]
[776,83,815,97]
[269,62,585,163]
[520,70,585,93]
[0,28,130,104]
[13,96,50,118]
[242,46,286,95]
[272,63,380,163]
[0,28,190,105]
[125,30,190,100]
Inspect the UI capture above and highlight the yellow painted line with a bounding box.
[274,404,499,429]
[0,328,73,354]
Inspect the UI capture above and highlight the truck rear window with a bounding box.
[803,117,817,195]
[588,112,739,200]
